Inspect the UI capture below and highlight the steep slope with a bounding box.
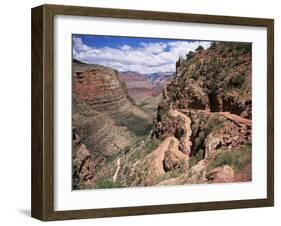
[73,101,136,158]
[119,71,161,104]
[157,42,252,120]
[146,72,175,87]
[73,64,135,123]
[119,71,154,89]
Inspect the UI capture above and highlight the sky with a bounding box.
[72,35,211,74]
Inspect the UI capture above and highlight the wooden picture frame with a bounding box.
[31,4,274,221]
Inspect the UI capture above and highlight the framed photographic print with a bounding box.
[31,4,274,221]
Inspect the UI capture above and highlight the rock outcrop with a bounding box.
[157,42,252,120]
[72,129,94,189]
[149,42,252,186]
[73,63,134,123]
[206,165,235,183]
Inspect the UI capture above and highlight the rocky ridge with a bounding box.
[158,42,252,119]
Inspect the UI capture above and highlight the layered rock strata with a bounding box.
[73,64,134,123]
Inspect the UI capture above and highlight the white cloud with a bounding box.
[73,37,211,74]
[120,45,132,51]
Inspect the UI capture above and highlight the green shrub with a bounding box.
[139,101,148,107]
[235,43,252,54]
[143,138,162,155]
[210,42,218,49]
[72,176,80,190]
[191,72,200,80]
[230,73,246,88]
[205,115,224,134]
[95,179,122,189]
[193,131,205,151]
[157,170,181,183]
[189,149,205,168]
[217,72,227,81]
[195,45,204,51]
[211,151,233,167]
[186,51,195,60]
[207,145,251,172]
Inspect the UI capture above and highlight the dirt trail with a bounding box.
[113,158,121,182]
[145,109,250,179]
[146,109,192,176]
[219,112,251,126]
[148,137,179,175]
[147,136,189,176]
[180,109,251,126]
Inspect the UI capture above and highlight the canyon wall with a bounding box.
[73,63,135,123]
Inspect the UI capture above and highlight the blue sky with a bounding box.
[77,35,173,50]
[73,34,211,74]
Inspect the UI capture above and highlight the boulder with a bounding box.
[163,150,181,172]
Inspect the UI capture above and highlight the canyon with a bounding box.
[118,71,174,114]
[72,42,252,189]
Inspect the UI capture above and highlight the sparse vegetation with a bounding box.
[139,101,148,107]
[72,174,80,190]
[190,114,225,154]
[125,114,153,136]
[209,42,219,49]
[205,115,225,133]
[143,138,162,155]
[189,149,204,168]
[195,45,204,52]
[193,131,205,151]
[125,136,162,164]
[186,51,195,60]
[96,179,122,189]
[207,145,251,172]
[191,72,200,80]
[157,170,181,183]
[235,43,252,54]
[105,153,119,164]
[230,72,246,88]
[157,159,188,183]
